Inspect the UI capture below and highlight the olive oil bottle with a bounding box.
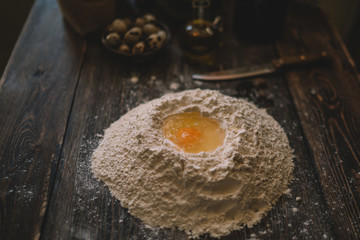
[180,0,220,56]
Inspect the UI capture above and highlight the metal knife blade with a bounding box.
[192,63,276,81]
[192,51,330,81]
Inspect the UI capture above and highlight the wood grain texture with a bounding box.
[276,2,360,239]
[43,13,334,239]
[0,0,86,239]
[1,0,358,239]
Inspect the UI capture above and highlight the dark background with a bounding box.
[0,0,359,76]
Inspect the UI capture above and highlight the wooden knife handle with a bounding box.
[272,51,331,69]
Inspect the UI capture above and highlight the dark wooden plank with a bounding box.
[275,2,360,239]
[42,36,190,240]
[43,2,335,238]
[0,0,86,239]
[191,37,336,239]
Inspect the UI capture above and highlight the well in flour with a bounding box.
[91,89,294,238]
[162,111,226,153]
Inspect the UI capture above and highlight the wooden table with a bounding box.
[1,0,359,239]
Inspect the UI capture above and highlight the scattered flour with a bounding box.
[292,207,299,214]
[91,89,294,238]
[130,76,139,84]
[169,82,180,91]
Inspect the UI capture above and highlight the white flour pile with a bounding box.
[91,89,293,238]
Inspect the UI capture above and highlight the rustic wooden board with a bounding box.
[1,0,359,239]
[276,2,360,239]
[0,0,86,239]
[43,6,335,239]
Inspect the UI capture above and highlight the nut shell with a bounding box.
[124,27,142,44]
[147,33,163,50]
[143,23,159,36]
[157,30,167,42]
[109,19,127,34]
[135,18,146,27]
[143,13,156,22]
[105,32,121,47]
[132,41,145,54]
[118,44,130,53]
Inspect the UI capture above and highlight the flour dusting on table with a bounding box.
[91,89,293,238]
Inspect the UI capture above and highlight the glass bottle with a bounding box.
[180,0,220,55]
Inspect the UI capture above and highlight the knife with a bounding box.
[192,51,330,81]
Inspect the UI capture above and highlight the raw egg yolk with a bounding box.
[177,127,202,146]
[162,112,225,153]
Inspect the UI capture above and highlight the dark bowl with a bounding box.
[101,20,171,62]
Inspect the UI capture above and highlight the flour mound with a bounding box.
[91,89,293,238]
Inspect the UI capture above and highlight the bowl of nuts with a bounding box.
[102,14,170,61]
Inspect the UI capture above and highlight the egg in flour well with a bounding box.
[162,111,225,153]
[91,89,294,238]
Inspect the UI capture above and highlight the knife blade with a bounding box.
[192,51,330,81]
